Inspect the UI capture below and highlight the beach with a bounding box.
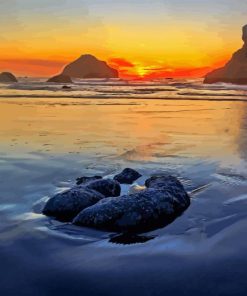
[0,78,247,295]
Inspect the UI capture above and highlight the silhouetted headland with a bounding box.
[0,72,18,83]
[204,25,247,84]
[47,74,72,83]
[62,54,118,79]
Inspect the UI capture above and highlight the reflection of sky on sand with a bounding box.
[0,98,244,165]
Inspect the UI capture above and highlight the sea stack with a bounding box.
[0,72,18,83]
[62,54,119,79]
[204,25,247,84]
[47,74,72,83]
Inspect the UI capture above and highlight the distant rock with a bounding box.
[76,175,102,185]
[73,175,190,233]
[114,168,142,184]
[62,85,72,90]
[204,25,247,84]
[47,74,72,83]
[62,54,118,79]
[0,72,18,83]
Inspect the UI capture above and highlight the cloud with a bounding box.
[109,58,135,68]
[140,66,217,79]
[0,58,66,68]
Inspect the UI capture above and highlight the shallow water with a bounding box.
[0,79,247,295]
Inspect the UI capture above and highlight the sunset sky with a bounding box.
[0,0,247,78]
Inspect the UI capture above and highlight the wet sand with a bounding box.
[0,97,247,295]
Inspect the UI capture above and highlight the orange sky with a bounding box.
[0,1,245,79]
[0,54,232,79]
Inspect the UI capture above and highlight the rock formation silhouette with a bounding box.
[204,25,247,84]
[47,74,72,83]
[0,72,18,83]
[62,54,118,79]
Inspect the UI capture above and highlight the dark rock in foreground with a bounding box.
[204,25,247,84]
[47,74,72,83]
[73,176,190,233]
[42,179,120,221]
[145,175,189,210]
[62,54,118,79]
[0,72,18,83]
[76,176,102,185]
[42,171,190,233]
[114,168,142,184]
[145,175,183,189]
[85,179,121,197]
[42,188,105,222]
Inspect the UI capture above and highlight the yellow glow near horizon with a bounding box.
[135,66,148,77]
[0,12,243,78]
[105,20,241,67]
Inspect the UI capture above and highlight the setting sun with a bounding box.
[135,66,148,78]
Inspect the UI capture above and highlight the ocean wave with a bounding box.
[179,92,247,97]
[1,77,247,101]
[1,94,247,102]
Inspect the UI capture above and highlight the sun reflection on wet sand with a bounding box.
[0,98,244,165]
